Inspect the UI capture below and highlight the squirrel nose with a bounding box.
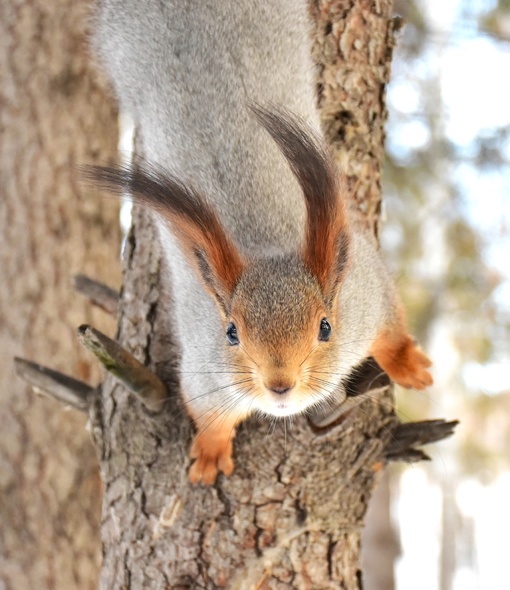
[267,382,295,395]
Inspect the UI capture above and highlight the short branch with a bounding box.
[14,357,92,412]
[77,325,167,412]
[385,419,459,462]
[73,274,119,315]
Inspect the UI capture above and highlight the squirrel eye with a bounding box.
[226,322,240,346]
[318,318,332,342]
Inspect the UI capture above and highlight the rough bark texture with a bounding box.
[311,0,401,237]
[361,471,399,590]
[0,1,121,588]
[92,1,398,588]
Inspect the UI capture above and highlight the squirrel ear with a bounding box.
[250,104,350,304]
[192,245,241,316]
[84,164,245,316]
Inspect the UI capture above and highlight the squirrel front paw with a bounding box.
[371,331,433,390]
[186,409,245,485]
[189,434,234,485]
[395,343,433,389]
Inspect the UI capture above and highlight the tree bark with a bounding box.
[361,471,400,590]
[93,2,399,589]
[311,0,401,236]
[0,1,121,588]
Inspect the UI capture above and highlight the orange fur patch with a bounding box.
[302,204,349,300]
[173,213,245,301]
[187,408,247,485]
[248,104,350,301]
[86,164,245,307]
[370,330,433,390]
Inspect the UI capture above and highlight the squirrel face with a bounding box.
[87,105,350,417]
[227,256,342,417]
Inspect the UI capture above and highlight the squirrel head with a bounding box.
[88,105,350,417]
[227,254,346,416]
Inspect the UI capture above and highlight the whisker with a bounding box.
[179,371,252,375]
[238,344,260,369]
[394,385,444,412]
[222,387,257,457]
[163,377,254,423]
[163,377,254,410]
[336,337,379,347]
[268,415,278,436]
[194,391,250,441]
[333,396,402,445]
[299,342,319,367]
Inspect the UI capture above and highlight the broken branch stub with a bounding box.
[73,274,119,315]
[384,419,459,462]
[77,324,167,413]
[14,357,92,412]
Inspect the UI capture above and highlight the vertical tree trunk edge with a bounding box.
[94,2,399,589]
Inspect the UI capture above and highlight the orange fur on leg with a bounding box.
[188,409,246,485]
[370,330,433,390]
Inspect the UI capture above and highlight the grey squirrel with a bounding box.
[91,0,432,484]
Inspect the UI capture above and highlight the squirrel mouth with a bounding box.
[268,400,300,417]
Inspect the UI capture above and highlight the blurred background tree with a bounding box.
[0,1,120,588]
[368,0,510,588]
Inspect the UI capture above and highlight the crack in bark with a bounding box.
[274,458,285,484]
[356,568,363,589]
[124,549,132,588]
[214,482,234,521]
[125,222,137,274]
[139,488,150,521]
[253,516,264,559]
[327,536,336,579]
[195,524,209,587]
[294,498,308,527]
[144,290,160,368]
[106,383,119,434]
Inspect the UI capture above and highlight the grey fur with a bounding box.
[92,0,398,420]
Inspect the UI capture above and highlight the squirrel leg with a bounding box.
[188,408,246,485]
[370,329,433,390]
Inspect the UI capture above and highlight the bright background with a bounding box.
[376,0,510,588]
[117,2,510,586]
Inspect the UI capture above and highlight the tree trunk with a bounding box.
[361,471,400,590]
[311,0,401,235]
[93,2,399,588]
[0,1,121,588]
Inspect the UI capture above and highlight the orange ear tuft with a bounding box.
[171,204,245,313]
[250,104,350,303]
[301,183,350,303]
[84,164,245,315]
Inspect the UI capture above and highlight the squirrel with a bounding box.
[90,0,433,484]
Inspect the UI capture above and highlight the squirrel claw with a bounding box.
[188,434,234,485]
